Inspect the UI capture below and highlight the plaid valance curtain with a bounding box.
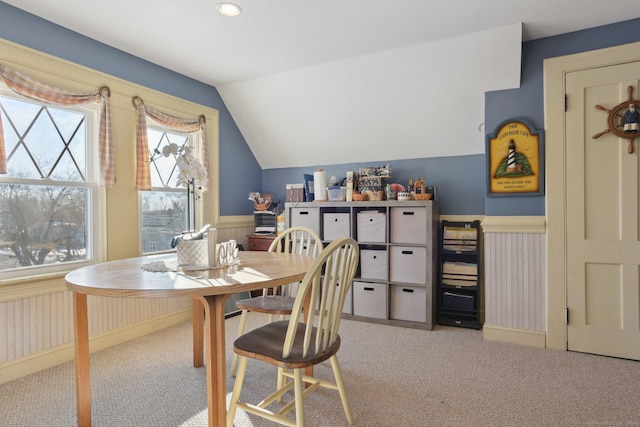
[0,64,115,186]
[133,96,208,191]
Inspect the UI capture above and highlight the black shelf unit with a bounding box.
[437,220,481,329]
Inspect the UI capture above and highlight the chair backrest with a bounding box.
[268,226,322,257]
[282,237,359,359]
[265,226,323,296]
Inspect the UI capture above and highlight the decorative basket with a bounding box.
[254,194,272,211]
[352,193,368,201]
[414,193,433,200]
[368,190,385,201]
[177,239,208,267]
[413,178,431,200]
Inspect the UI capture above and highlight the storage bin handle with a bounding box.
[402,288,414,293]
[363,287,375,291]
[402,211,415,216]
[299,211,309,215]
[401,250,413,255]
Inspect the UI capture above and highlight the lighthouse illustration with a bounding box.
[494,139,534,178]
[506,140,517,172]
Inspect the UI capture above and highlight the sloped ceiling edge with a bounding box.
[219,23,523,170]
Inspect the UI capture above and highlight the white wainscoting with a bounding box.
[481,216,547,348]
[0,223,254,384]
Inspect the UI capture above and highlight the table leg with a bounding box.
[194,294,229,427]
[73,292,91,427]
[192,299,204,367]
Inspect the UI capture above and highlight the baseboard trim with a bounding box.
[0,308,192,385]
[483,324,547,348]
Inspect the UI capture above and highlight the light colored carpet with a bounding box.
[2,313,640,426]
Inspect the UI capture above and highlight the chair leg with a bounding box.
[330,355,354,426]
[227,355,248,427]
[230,310,249,376]
[276,367,292,404]
[293,368,305,427]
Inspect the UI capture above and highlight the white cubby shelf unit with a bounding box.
[285,200,439,330]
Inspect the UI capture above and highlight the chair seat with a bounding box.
[235,296,296,315]
[234,320,341,369]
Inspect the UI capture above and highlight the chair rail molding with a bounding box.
[481,216,546,234]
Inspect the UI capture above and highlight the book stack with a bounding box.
[441,261,477,287]
[442,225,477,253]
[438,220,481,329]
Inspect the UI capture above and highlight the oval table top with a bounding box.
[65,251,315,298]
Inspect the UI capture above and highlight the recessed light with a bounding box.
[217,2,242,17]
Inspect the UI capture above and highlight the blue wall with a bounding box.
[484,17,640,216]
[2,1,640,217]
[0,1,261,216]
[262,155,484,215]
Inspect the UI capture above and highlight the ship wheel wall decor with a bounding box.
[593,85,640,154]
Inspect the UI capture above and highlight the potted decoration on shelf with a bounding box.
[169,143,208,232]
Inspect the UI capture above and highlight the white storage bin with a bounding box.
[389,245,427,284]
[390,207,427,244]
[289,208,320,236]
[360,249,387,281]
[390,285,427,323]
[323,212,350,241]
[353,281,387,319]
[357,210,386,242]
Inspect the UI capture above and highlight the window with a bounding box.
[140,126,199,254]
[0,90,102,277]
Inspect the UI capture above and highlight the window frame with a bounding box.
[0,38,222,296]
[139,124,202,255]
[0,87,106,281]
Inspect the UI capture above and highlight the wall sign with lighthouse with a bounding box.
[486,119,544,196]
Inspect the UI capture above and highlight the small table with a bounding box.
[65,251,314,427]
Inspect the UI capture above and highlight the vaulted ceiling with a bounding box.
[5,1,640,168]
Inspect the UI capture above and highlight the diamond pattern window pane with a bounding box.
[0,96,86,182]
[147,128,189,189]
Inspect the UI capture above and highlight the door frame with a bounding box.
[544,40,640,350]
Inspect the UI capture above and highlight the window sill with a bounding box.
[0,272,69,302]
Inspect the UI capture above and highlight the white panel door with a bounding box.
[565,61,640,360]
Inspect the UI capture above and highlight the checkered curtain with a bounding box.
[133,96,208,191]
[0,64,115,186]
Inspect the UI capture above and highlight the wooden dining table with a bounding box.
[65,250,315,427]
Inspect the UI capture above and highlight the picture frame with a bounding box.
[486,118,544,196]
